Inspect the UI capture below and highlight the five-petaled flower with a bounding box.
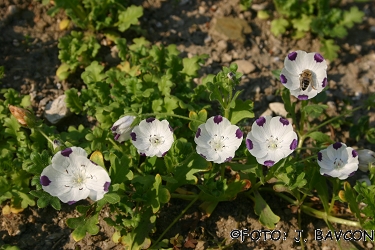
[246,116,298,167]
[40,147,111,204]
[280,50,328,100]
[357,149,375,172]
[318,142,359,180]
[195,115,243,164]
[111,116,136,143]
[130,118,174,157]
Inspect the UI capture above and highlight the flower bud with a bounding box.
[358,149,375,172]
[8,105,36,128]
[111,116,136,143]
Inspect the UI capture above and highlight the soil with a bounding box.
[1,0,375,249]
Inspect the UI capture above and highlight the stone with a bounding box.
[233,60,256,74]
[44,95,71,124]
[269,102,288,117]
[209,17,252,44]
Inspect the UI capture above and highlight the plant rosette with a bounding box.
[318,142,359,180]
[130,117,174,157]
[246,116,298,167]
[40,147,111,204]
[194,115,243,164]
[111,115,136,143]
[280,50,328,100]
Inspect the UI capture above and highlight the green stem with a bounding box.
[263,188,361,227]
[299,100,308,134]
[151,192,201,248]
[307,106,362,134]
[35,128,54,146]
[141,112,203,123]
[108,137,123,152]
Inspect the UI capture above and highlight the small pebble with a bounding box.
[13,39,20,47]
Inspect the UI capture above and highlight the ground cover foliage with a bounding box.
[1,0,375,249]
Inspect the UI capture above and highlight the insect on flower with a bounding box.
[280,50,327,100]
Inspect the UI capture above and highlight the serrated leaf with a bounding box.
[65,88,83,114]
[320,39,339,61]
[342,6,364,28]
[271,18,289,36]
[308,131,333,143]
[302,104,328,119]
[291,14,312,32]
[188,109,207,132]
[117,5,143,32]
[81,61,105,84]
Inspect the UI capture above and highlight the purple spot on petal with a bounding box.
[322,77,327,87]
[225,157,233,162]
[279,117,289,126]
[114,133,120,141]
[290,139,297,150]
[280,74,287,84]
[169,125,173,132]
[352,150,358,158]
[256,117,266,127]
[104,181,110,192]
[213,115,223,124]
[61,148,73,157]
[68,200,76,205]
[130,132,136,141]
[162,151,168,157]
[140,152,146,156]
[288,51,297,61]
[298,95,309,100]
[264,160,275,167]
[323,173,331,177]
[349,171,356,177]
[200,153,207,159]
[90,160,98,166]
[314,53,324,63]
[333,142,342,150]
[40,175,51,186]
[111,125,118,131]
[318,152,322,161]
[246,139,253,150]
[146,117,155,123]
[235,129,243,139]
[196,128,201,138]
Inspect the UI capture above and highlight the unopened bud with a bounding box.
[111,115,136,143]
[357,149,375,172]
[8,105,36,128]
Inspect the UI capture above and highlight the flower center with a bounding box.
[333,158,344,169]
[267,135,281,150]
[209,134,229,152]
[63,163,94,190]
[149,134,165,147]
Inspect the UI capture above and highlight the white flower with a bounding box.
[194,115,243,164]
[111,116,136,143]
[40,147,111,204]
[246,116,298,167]
[318,142,359,180]
[280,50,328,100]
[357,149,375,172]
[130,118,174,157]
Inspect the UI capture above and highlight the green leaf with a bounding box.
[254,191,280,229]
[23,150,50,175]
[302,104,328,119]
[320,39,339,61]
[271,18,289,36]
[308,131,333,144]
[181,55,206,77]
[109,153,134,184]
[291,14,312,32]
[115,38,128,61]
[342,6,364,28]
[65,88,83,114]
[117,5,143,32]
[188,109,207,132]
[81,61,105,84]
[30,190,61,210]
[229,99,254,125]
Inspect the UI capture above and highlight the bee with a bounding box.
[299,69,316,91]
